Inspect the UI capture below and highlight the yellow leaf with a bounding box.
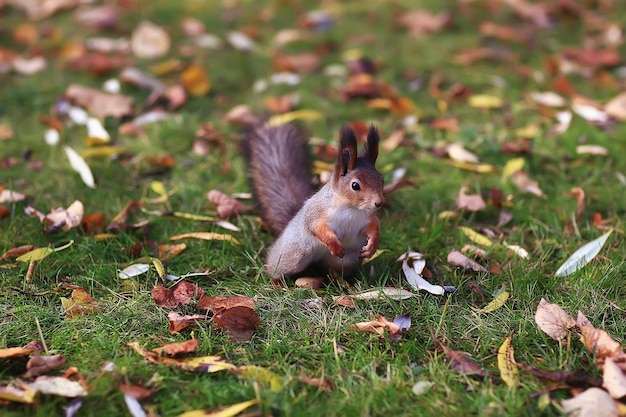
[362,249,388,264]
[178,399,259,417]
[497,334,518,389]
[479,291,510,313]
[150,181,168,197]
[151,257,165,279]
[459,227,493,247]
[236,365,283,392]
[443,160,497,173]
[170,232,240,245]
[93,233,118,241]
[80,146,126,159]
[468,94,503,109]
[438,210,458,220]
[268,109,324,126]
[502,158,525,181]
[181,65,211,96]
[514,125,539,139]
[17,240,74,262]
[173,212,219,222]
[0,384,37,404]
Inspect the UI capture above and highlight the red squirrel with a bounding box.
[244,123,384,281]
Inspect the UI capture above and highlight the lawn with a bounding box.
[1,0,626,416]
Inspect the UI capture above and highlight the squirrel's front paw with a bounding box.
[328,240,345,258]
[360,240,378,258]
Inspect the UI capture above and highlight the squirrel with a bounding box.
[243,122,384,281]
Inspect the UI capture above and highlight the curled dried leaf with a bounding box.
[206,190,252,218]
[535,298,575,343]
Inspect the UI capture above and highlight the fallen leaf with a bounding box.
[168,312,204,333]
[131,21,170,59]
[206,190,252,219]
[578,323,623,362]
[25,200,84,233]
[397,9,451,38]
[170,232,240,245]
[576,145,609,156]
[468,94,503,109]
[516,362,601,387]
[64,146,95,188]
[535,298,575,343]
[118,263,150,279]
[349,320,386,336]
[298,375,333,392]
[529,91,566,107]
[107,200,142,232]
[152,281,204,308]
[566,187,585,218]
[12,56,47,75]
[294,277,324,289]
[447,250,488,273]
[17,240,74,262]
[28,376,88,397]
[158,243,187,261]
[267,109,323,127]
[181,65,211,96]
[152,339,198,355]
[502,158,526,180]
[65,84,133,118]
[572,103,609,123]
[497,334,518,389]
[197,296,256,313]
[351,287,417,301]
[0,383,36,404]
[332,295,356,308]
[0,189,26,203]
[459,227,494,247]
[23,355,66,378]
[603,358,626,399]
[61,288,100,319]
[510,170,546,198]
[80,213,105,236]
[0,245,36,262]
[561,388,618,417]
[455,185,487,212]
[235,366,283,392]
[605,91,626,120]
[214,306,260,343]
[555,230,613,277]
[478,291,509,313]
[401,253,454,295]
[178,399,259,417]
[127,342,235,373]
[432,333,489,378]
[447,143,480,163]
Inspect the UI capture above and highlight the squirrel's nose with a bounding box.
[374,199,383,208]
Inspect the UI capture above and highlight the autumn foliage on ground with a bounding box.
[1,0,626,416]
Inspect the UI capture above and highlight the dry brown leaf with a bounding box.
[397,9,452,38]
[534,298,575,343]
[0,245,36,262]
[158,243,187,261]
[333,295,356,308]
[0,189,26,203]
[119,384,157,401]
[152,339,198,355]
[455,185,487,212]
[432,332,489,377]
[131,21,170,59]
[107,200,142,233]
[430,117,459,132]
[516,362,601,387]
[223,105,259,125]
[603,357,626,399]
[168,311,204,333]
[151,281,205,308]
[605,91,626,120]
[127,342,234,373]
[510,170,546,198]
[578,323,623,362]
[23,355,66,378]
[561,388,619,417]
[349,320,386,336]
[61,288,100,319]
[206,189,252,218]
[65,84,133,118]
[197,296,256,313]
[298,375,333,392]
[80,213,105,236]
[214,306,261,343]
[273,52,320,74]
[447,250,488,273]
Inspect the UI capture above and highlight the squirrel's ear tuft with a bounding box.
[365,124,379,165]
[338,125,357,174]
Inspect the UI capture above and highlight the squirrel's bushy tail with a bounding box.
[243,123,314,236]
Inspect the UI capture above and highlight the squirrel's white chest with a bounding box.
[327,206,369,242]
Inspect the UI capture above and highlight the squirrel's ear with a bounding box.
[336,126,357,177]
[364,124,379,165]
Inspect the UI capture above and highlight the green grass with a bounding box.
[1,0,626,416]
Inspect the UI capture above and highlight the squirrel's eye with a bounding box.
[351,181,361,191]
